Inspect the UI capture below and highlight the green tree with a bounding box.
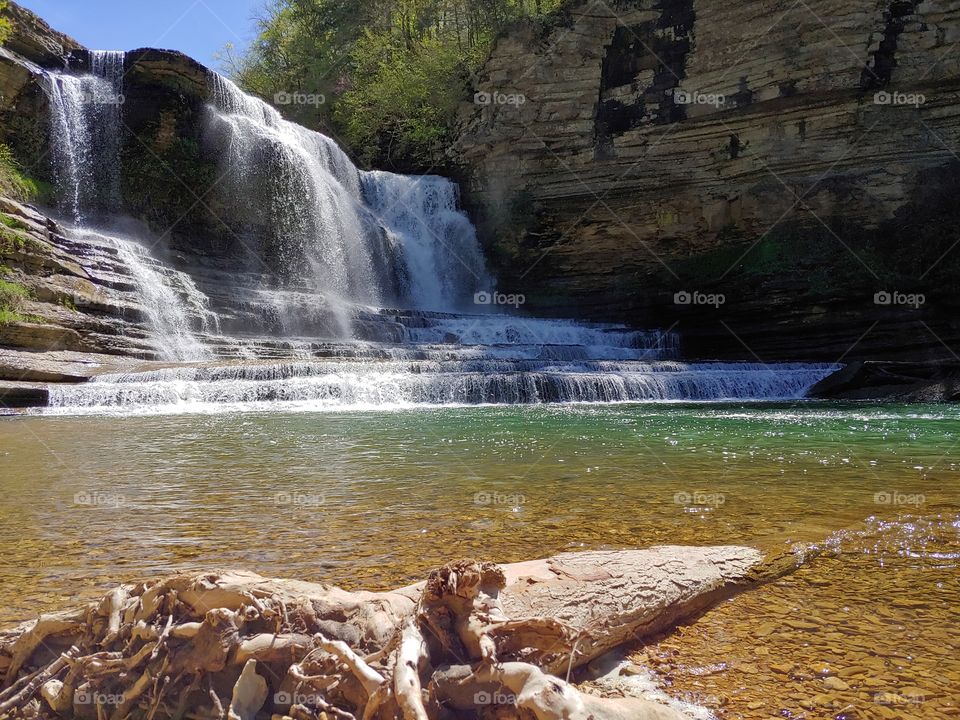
[225,0,565,169]
[0,0,13,45]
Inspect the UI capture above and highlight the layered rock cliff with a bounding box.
[455,0,960,360]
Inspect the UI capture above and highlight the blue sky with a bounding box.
[16,0,261,69]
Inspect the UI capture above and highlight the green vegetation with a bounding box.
[0,1,11,45]
[0,277,30,326]
[0,224,39,255]
[0,212,27,231]
[0,144,51,204]
[121,134,219,235]
[223,0,566,168]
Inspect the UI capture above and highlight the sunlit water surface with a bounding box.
[1,402,957,718]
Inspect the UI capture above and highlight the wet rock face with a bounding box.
[455,0,960,360]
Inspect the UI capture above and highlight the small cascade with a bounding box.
[362,172,492,311]
[47,361,840,412]
[70,227,214,362]
[43,50,124,222]
[89,50,125,212]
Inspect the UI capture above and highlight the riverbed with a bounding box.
[2,401,957,717]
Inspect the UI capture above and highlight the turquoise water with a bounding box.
[1,401,957,627]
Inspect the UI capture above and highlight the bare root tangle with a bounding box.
[0,546,770,719]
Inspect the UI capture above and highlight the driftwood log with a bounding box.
[0,546,770,720]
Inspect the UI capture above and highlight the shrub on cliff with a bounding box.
[0,1,10,45]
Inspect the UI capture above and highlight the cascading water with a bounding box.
[42,52,212,362]
[75,227,215,362]
[362,171,491,312]
[47,361,840,413]
[204,74,492,314]
[44,51,124,222]
[37,59,841,412]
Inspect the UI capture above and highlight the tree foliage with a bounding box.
[224,0,565,169]
[0,0,13,45]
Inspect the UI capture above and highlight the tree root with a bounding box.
[0,546,769,719]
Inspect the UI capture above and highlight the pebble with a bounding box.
[823,676,850,691]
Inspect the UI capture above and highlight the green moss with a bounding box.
[0,225,43,257]
[0,213,28,231]
[0,144,53,204]
[0,277,29,301]
[121,134,219,237]
[0,277,31,325]
[0,307,24,325]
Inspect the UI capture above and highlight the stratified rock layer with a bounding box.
[455,0,960,360]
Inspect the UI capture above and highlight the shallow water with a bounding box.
[636,514,960,719]
[1,402,957,716]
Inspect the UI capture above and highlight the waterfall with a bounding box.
[36,57,841,412]
[362,172,491,312]
[73,227,214,362]
[43,50,124,222]
[47,361,841,412]
[204,74,491,314]
[42,53,212,362]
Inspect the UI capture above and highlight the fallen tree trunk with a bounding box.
[0,545,766,719]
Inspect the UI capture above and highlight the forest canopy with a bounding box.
[220,0,565,170]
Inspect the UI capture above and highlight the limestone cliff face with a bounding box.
[454,0,960,360]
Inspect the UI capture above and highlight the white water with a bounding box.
[47,361,839,414]
[363,171,490,311]
[74,227,214,361]
[36,58,841,412]
[205,74,492,314]
[42,53,214,362]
